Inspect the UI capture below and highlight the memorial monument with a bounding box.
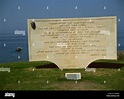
[28,16,117,69]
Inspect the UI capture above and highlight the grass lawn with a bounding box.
[0,60,124,90]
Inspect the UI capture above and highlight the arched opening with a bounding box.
[35,61,59,69]
[87,59,123,68]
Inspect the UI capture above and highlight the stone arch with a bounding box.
[35,60,59,69]
[85,58,104,68]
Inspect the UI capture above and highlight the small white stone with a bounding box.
[104,80,106,84]
[118,68,120,71]
[18,80,20,83]
[32,68,35,71]
[47,80,49,83]
[75,81,77,83]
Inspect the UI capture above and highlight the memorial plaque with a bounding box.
[28,16,117,69]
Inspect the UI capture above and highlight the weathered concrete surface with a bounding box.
[28,16,117,69]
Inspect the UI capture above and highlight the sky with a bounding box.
[0,0,124,37]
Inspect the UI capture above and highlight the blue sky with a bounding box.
[0,0,124,37]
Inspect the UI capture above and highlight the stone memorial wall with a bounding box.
[28,16,117,69]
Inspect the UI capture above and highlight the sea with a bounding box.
[0,33,29,63]
[0,33,124,63]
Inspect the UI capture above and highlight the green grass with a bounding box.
[0,60,124,90]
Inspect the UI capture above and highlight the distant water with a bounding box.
[0,33,29,63]
[0,33,124,63]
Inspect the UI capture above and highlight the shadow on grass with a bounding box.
[35,63,59,69]
[35,62,124,69]
[88,62,124,68]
